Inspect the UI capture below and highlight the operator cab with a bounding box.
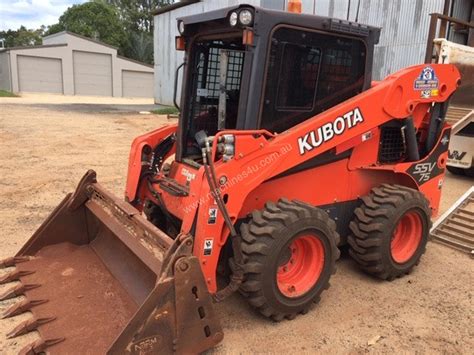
[175,5,380,164]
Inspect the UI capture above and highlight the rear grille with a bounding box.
[379,126,406,163]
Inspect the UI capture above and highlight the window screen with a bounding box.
[187,40,245,136]
[261,28,366,133]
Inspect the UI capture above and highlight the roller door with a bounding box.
[122,70,153,98]
[17,55,63,93]
[73,51,112,96]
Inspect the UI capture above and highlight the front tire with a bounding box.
[348,184,431,280]
[239,199,340,321]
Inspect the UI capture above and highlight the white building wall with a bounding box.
[7,45,70,94]
[3,32,153,97]
[0,51,12,91]
[44,32,123,97]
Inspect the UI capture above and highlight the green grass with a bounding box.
[0,90,18,97]
[152,107,179,115]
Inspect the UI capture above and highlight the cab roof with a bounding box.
[178,4,381,43]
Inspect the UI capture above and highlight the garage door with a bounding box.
[122,70,154,98]
[73,51,112,96]
[17,55,63,93]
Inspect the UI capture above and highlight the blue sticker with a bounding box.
[414,66,439,91]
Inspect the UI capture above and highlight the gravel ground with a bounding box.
[0,94,472,354]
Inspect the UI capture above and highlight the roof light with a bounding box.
[229,12,238,27]
[239,9,253,26]
[178,20,185,35]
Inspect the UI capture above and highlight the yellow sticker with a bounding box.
[431,89,439,97]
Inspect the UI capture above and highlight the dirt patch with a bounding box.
[0,96,473,354]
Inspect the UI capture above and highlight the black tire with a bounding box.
[239,199,340,321]
[464,165,474,178]
[348,184,431,281]
[446,165,466,176]
[143,200,179,237]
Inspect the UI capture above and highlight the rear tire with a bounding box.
[348,184,431,280]
[239,199,340,321]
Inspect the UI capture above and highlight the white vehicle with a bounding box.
[434,39,474,177]
[447,112,474,177]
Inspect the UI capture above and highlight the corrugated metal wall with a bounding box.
[154,0,462,104]
[449,0,473,44]
[356,0,446,80]
[295,0,446,80]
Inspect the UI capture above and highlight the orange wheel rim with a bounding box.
[391,211,422,264]
[277,234,324,298]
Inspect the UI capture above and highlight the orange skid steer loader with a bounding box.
[0,3,460,354]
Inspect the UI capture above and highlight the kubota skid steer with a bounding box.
[1,2,461,354]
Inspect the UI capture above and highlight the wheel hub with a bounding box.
[276,234,324,298]
[391,211,423,264]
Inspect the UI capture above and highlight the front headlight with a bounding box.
[229,12,238,27]
[239,9,253,26]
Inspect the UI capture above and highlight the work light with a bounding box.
[239,9,253,26]
[229,12,238,27]
[178,20,185,34]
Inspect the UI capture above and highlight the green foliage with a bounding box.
[152,107,179,115]
[107,1,173,33]
[125,31,154,64]
[0,90,19,97]
[106,0,173,63]
[1,1,174,64]
[0,26,45,47]
[46,2,126,49]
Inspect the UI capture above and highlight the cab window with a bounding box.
[261,27,366,133]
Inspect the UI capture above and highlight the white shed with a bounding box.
[0,31,154,98]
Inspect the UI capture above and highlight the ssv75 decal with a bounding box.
[297,108,365,155]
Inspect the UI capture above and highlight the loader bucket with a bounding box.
[0,170,223,354]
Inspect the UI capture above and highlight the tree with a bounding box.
[107,1,173,33]
[0,26,45,48]
[47,2,126,50]
[126,31,154,63]
[105,0,173,63]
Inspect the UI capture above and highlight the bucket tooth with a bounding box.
[0,256,30,269]
[7,317,56,339]
[1,299,48,319]
[0,270,35,285]
[19,338,65,355]
[0,283,41,301]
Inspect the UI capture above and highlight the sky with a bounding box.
[0,0,87,31]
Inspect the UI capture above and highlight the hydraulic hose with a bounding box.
[201,146,244,302]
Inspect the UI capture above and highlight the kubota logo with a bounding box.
[297,108,365,155]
